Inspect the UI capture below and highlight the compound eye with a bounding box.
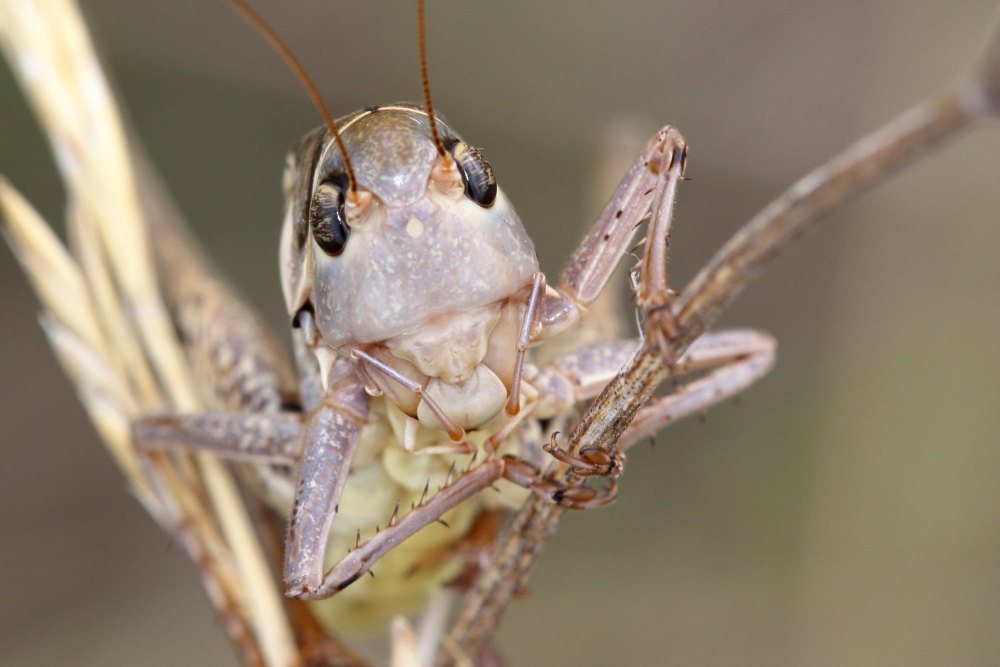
[309,180,349,256]
[447,141,497,208]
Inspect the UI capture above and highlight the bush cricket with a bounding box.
[1,1,1000,667]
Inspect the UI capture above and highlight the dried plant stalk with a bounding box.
[445,14,1000,661]
[0,1,296,664]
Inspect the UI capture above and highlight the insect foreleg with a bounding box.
[298,456,612,599]
[539,127,688,337]
[283,369,369,598]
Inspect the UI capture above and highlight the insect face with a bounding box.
[281,104,539,431]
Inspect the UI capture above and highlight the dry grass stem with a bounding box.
[0,1,295,664]
[444,12,1000,661]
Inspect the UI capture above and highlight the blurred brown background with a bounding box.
[2,1,999,664]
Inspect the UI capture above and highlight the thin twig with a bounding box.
[445,16,1000,660]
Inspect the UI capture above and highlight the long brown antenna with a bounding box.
[417,0,448,160]
[226,0,357,193]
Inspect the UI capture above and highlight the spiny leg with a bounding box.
[296,455,613,599]
[283,391,367,597]
[529,127,688,472]
[539,120,651,363]
[617,329,775,452]
[134,412,303,463]
[633,135,687,350]
[542,124,751,475]
[134,361,372,599]
[539,126,687,338]
[132,411,306,542]
[534,330,775,475]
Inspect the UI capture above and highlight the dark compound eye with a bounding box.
[309,180,349,256]
[446,140,497,208]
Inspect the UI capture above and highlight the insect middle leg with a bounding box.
[287,333,776,596]
[134,361,370,598]
[535,329,776,476]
